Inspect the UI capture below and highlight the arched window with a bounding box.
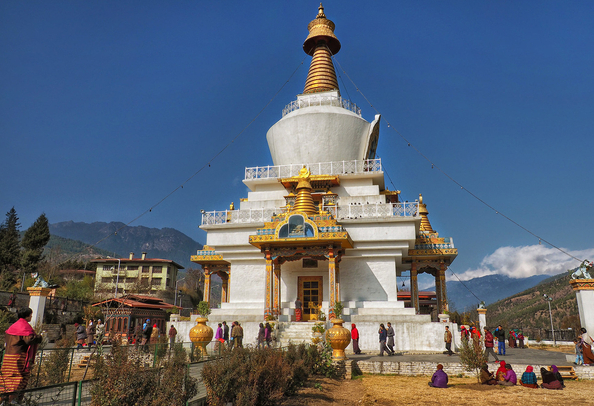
[278,215,315,238]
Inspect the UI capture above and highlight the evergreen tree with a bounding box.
[0,207,22,272]
[21,213,50,274]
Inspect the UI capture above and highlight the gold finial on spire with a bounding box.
[418,194,435,233]
[302,4,341,94]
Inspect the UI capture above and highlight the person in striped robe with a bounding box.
[0,307,43,403]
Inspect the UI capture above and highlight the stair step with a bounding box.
[549,366,578,380]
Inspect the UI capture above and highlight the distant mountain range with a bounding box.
[434,274,551,312]
[49,221,203,270]
[486,272,579,332]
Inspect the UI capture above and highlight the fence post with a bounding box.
[67,347,75,381]
[35,348,44,386]
[77,380,83,406]
[70,381,78,406]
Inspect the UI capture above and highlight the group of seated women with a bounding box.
[479,361,565,389]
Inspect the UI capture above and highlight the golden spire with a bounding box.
[418,194,435,233]
[292,167,317,215]
[303,3,341,94]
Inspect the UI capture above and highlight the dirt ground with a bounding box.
[281,375,594,405]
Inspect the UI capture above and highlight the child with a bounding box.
[575,338,583,365]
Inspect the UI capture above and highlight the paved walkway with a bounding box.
[346,347,573,366]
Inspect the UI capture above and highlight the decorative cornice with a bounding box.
[569,279,594,291]
[27,287,53,297]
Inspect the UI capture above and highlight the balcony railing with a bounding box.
[245,159,382,180]
[201,202,418,226]
[282,95,361,117]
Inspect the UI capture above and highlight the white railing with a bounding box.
[336,202,419,219]
[282,95,361,117]
[201,208,277,225]
[245,159,382,180]
[201,202,418,226]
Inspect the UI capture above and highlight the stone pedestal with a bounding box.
[569,279,594,336]
[27,287,53,328]
[477,308,487,332]
[438,314,450,323]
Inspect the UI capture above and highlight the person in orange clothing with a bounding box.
[0,308,43,403]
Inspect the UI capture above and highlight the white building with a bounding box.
[191,5,459,352]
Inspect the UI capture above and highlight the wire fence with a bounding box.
[0,341,225,405]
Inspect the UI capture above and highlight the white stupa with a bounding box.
[191,4,459,351]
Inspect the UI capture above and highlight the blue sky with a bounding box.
[2,1,593,284]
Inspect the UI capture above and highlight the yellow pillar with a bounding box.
[273,261,281,316]
[439,261,448,313]
[203,266,211,304]
[265,250,273,317]
[411,262,419,314]
[221,271,229,303]
[435,269,442,314]
[328,247,337,317]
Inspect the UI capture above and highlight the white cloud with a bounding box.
[453,245,594,281]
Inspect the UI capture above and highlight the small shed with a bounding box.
[92,294,178,340]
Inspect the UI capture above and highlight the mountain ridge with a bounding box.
[49,221,202,270]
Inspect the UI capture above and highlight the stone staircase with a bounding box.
[277,322,318,347]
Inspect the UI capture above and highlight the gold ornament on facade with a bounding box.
[189,317,214,357]
[325,318,351,360]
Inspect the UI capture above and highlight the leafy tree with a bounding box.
[0,207,22,271]
[458,334,487,381]
[21,213,50,274]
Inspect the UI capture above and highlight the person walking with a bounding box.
[214,323,223,353]
[168,324,178,347]
[96,319,105,345]
[75,322,87,350]
[386,322,396,356]
[150,323,159,344]
[444,326,453,356]
[294,297,303,322]
[265,322,272,348]
[141,320,153,352]
[86,319,95,352]
[351,323,361,354]
[0,308,43,404]
[483,327,499,362]
[257,323,265,349]
[494,325,506,356]
[378,324,389,356]
[222,321,230,346]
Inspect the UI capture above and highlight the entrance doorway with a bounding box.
[298,276,323,321]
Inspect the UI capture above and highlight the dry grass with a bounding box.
[359,375,594,406]
[282,374,594,405]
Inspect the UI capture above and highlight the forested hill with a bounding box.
[486,272,579,331]
[49,221,203,270]
[44,234,115,261]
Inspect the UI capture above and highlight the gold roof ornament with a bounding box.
[292,167,317,215]
[418,194,435,233]
[303,3,341,94]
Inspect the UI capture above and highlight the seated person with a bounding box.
[428,364,448,388]
[498,364,517,386]
[551,365,565,388]
[495,360,507,381]
[519,365,538,388]
[479,364,498,385]
[540,366,563,390]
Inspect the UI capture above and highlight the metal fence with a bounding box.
[0,345,215,406]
